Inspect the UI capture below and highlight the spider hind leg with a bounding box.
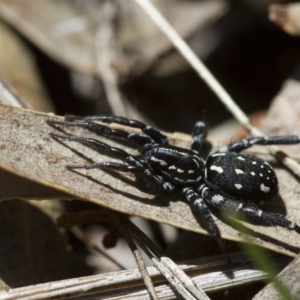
[219,135,300,153]
[201,187,300,235]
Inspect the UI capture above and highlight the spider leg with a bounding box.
[51,133,174,193]
[64,114,168,145]
[67,162,139,172]
[50,133,132,159]
[200,186,300,234]
[183,187,232,263]
[47,119,154,147]
[101,162,175,193]
[219,136,300,153]
[191,121,207,154]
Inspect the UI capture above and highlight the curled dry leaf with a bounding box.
[0,104,299,257]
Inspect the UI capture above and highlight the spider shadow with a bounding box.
[51,140,152,201]
[50,133,95,164]
[67,165,173,208]
[48,124,172,207]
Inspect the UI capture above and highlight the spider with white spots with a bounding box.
[47,115,300,263]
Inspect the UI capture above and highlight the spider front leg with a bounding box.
[47,119,155,147]
[64,115,169,145]
[219,135,300,153]
[50,133,174,193]
[201,187,300,235]
[183,187,232,263]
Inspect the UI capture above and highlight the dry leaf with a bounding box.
[0,104,299,258]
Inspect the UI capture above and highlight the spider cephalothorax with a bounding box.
[47,115,300,262]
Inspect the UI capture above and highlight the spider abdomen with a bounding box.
[146,145,204,184]
[205,152,278,204]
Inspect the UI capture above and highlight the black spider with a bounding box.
[47,115,300,263]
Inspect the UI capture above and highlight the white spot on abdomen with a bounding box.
[251,172,255,176]
[210,165,224,173]
[260,183,270,193]
[234,184,243,190]
[235,169,244,175]
[237,156,245,161]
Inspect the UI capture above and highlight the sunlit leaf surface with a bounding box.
[0,104,299,257]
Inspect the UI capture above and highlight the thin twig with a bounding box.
[0,251,275,300]
[95,0,146,120]
[110,212,158,300]
[133,0,251,131]
[94,1,127,116]
[124,216,210,300]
